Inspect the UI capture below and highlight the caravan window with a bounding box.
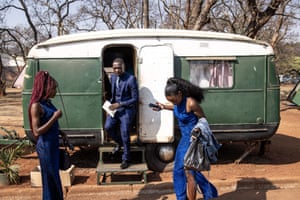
[189,60,233,88]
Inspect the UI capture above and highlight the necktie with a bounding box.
[116,76,120,89]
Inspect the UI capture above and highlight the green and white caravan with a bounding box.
[22,29,280,171]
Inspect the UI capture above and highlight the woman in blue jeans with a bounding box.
[154,77,218,200]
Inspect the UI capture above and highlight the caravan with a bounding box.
[22,29,280,171]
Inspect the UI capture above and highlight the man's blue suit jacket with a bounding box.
[110,72,138,109]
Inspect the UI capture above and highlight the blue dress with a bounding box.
[173,97,218,200]
[36,100,63,200]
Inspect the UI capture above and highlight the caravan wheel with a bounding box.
[145,143,175,172]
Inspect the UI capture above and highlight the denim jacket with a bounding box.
[192,118,221,162]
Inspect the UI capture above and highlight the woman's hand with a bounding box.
[149,103,162,111]
[156,102,165,110]
[153,102,165,111]
[60,130,67,141]
[53,109,63,119]
[60,130,74,150]
[191,128,201,140]
[151,102,173,111]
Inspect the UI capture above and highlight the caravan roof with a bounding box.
[37,29,268,47]
[28,29,274,58]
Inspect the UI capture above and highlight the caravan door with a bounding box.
[138,45,174,143]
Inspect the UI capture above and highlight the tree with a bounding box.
[0,2,7,96]
[28,0,79,36]
[0,0,80,96]
[0,56,6,96]
[142,0,149,28]
[78,0,144,29]
[190,0,218,30]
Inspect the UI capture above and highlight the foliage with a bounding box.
[294,57,300,70]
[0,142,25,184]
[0,127,19,140]
[0,127,29,184]
[293,43,300,73]
[275,42,300,75]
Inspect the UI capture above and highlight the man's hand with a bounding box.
[109,103,121,110]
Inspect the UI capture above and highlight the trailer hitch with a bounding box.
[234,140,271,164]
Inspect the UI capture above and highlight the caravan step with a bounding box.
[98,145,146,162]
[96,162,148,185]
[99,144,145,153]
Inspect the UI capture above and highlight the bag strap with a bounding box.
[57,86,69,127]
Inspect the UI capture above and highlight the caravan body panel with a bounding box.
[23,29,279,146]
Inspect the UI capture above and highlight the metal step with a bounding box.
[96,144,148,185]
[99,144,146,153]
[96,162,148,185]
[98,144,146,162]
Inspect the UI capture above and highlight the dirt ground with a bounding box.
[0,84,300,189]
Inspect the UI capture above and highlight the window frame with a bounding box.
[187,57,236,89]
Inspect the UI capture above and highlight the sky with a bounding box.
[3,2,300,42]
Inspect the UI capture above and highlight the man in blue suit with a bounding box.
[104,57,138,169]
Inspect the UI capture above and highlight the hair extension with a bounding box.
[28,71,57,131]
[165,77,204,103]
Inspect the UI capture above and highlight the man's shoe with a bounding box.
[112,144,120,155]
[120,160,130,169]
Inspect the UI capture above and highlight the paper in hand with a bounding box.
[102,100,116,117]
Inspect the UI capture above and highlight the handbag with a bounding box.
[59,147,71,170]
[184,138,210,171]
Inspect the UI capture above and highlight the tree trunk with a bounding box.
[142,0,149,28]
[0,56,6,97]
[0,79,6,97]
[192,0,217,30]
[245,0,282,38]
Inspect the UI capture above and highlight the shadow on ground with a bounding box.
[70,146,98,168]
[217,133,300,165]
[217,177,277,200]
[129,182,174,200]
[125,178,277,200]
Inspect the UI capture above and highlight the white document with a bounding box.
[102,100,116,117]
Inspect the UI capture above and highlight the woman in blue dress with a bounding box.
[154,77,218,200]
[29,71,66,200]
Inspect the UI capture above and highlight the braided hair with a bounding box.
[28,71,58,131]
[165,77,204,103]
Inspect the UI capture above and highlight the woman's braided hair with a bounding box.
[28,71,58,131]
[165,77,204,103]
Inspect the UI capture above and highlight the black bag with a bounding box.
[184,138,210,171]
[59,148,71,170]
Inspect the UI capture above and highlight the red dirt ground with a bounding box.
[1,84,300,189]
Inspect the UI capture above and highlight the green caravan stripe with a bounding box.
[56,92,101,96]
[23,92,101,96]
[267,87,280,90]
[24,128,101,131]
[206,89,264,93]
